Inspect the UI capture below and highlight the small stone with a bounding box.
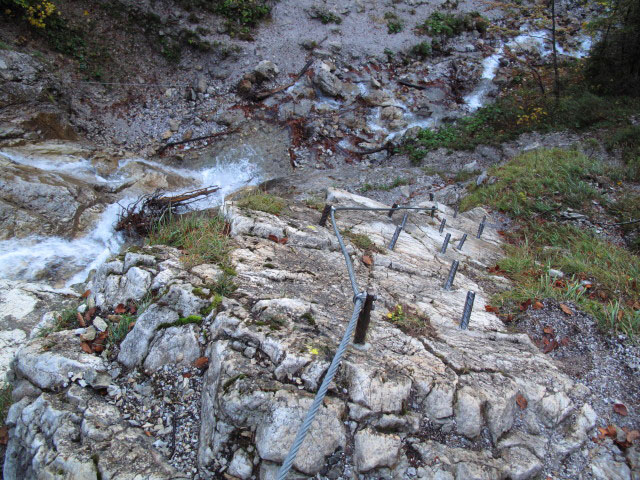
[548,269,564,279]
[93,316,108,332]
[161,130,172,140]
[81,326,96,342]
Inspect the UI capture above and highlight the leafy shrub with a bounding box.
[410,41,432,58]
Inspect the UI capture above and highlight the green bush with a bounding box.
[410,41,432,58]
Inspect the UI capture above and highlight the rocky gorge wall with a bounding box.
[4,188,633,479]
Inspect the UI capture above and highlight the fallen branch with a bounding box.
[398,79,426,90]
[115,186,220,237]
[157,128,238,154]
[340,141,393,156]
[253,59,314,101]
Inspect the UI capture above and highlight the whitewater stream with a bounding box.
[0,29,592,289]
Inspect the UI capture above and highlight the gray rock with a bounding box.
[354,428,401,472]
[143,324,201,372]
[228,448,253,479]
[255,391,346,475]
[254,60,279,82]
[13,330,106,390]
[455,387,482,438]
[313,66,344,98]
[93,316,108,332]
[118,305,179,369]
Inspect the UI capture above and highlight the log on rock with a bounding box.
[252,59,314,101]
[157,128,238,155]
[115,186,220,237]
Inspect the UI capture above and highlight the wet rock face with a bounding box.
[2,189,624,479]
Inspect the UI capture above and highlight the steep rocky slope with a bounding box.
[4,188,634,479]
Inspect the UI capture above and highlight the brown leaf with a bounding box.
[128,321,136,330]
[267,234,279,243]
[76,312,86,328]
[520,299,532,311]
[543,339,558,354]
[114,304,126,314]
[617,309,624,322]
[613,403,629,416]
[560,336,570,346]
[278,237,288,245]
[84,307,96,322]
[485,305,500,313]
[627,430,640,443]
[362,255,373,266]
[0,426,8,446]
[128,304,137,315]
[93,343,104,353]
[606,425,618,436]
[533,300,544,310]
[81,290,91,299]
[182,372,193,378]
[516,393,528,410]
[560,304,574,316]
[144,431,152,437]
[194,357,209,369]
[80,342,92,354]
[543,325,554,335]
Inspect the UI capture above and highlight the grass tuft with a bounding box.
[147,212,230,268]
[464,148,640,336]
[237,192,285,215]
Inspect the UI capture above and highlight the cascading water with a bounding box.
[0,151,260,287]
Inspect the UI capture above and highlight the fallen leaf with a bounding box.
[533,300,544,310]
[520,299,532,311]
[560,304,574,316]
[76,312,86,328]
[114,304,126,314]
[0,426,8,445]
[543,339,558,354]
[560,336,570,346]
[128,304,137,315]
[182,372,193,378]
[516,393,528,410]
[606,425,618,436]
[128,321,136,330]
[613,403,629,416]
[278,237,288,245]
[485,305,500,313]
[362,255,373,266]
[80,342,92,354]
[617,309,624,322]
[144,431,152,437]
[84,307,96,322]
[267,234,279,243]
[194,357,209,369]
[543,325,554,335]
[81,290,91,299]
[93,344,104,353]
[627,430,640,443]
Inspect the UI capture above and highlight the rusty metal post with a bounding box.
[459,291,475,330]
[354,293,376,345]
[444,260,459,290]
[439,217,446,234]
[387,203,399,218]
[319,204,332,227]
[440,233,451,254]
[457,233,467,250]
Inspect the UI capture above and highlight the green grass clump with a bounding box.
[237,192,285,215]
[147,212,230,268]
[463,148,640,336]
[385,304,433,336]
[384,13,403,34]
[460,149,603,216]
[1,383,12,426]
[418,11,488,41]
[606,125,640,180]
[107,314,135,346]
[343,230,380,253]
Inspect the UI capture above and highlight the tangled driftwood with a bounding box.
[115,186,220,237]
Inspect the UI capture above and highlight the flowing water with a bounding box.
[0,31,593,287]
[0,151,260,286]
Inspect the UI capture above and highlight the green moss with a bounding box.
[192,287,211,299]
[342,230,381,253]
[223,373,247,393]
[300,311,316,326]
[158,315,203,329]
[201,294,223,316]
